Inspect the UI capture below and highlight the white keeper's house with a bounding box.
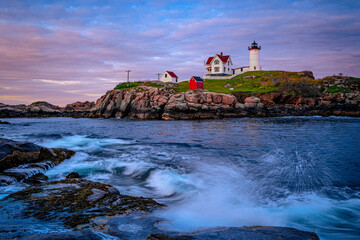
[204,41,261,79]
[205,52,233,76]
[160,71,179,83]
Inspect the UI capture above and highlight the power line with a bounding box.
[156,73,161,81]
[125,70,132,87]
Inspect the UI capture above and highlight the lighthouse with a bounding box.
[248,41,261,71]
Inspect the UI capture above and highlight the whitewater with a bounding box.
[0,117,359,239]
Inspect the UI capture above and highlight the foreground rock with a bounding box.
[0,170,319,240]
[14,213,319,240]
[0,120,10,124]
[3,175,162,229]
[0,138,75,186]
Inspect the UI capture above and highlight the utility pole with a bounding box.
[125,70,132,87]
[156,73,161,81]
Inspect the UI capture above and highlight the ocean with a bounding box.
[0,117,359,239]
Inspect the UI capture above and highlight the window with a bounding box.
[214,60,219,64]
[254,66,256,70]
[224,67,225,72]
[228,62,229,66]
[228,68,230,71]
[165,74,167,77]
[176,78,178,83]
[241,68,243,72]
[214,67,219,72]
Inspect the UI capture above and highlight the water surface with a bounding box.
[0,117,359,239]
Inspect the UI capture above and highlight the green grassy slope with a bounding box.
[113,71,359,96]
[202,71,319,94]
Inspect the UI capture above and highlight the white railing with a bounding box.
[202,72,244,80]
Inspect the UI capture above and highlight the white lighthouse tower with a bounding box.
[248,41,261,71]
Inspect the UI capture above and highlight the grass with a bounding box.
[168,81,189,93]
[201,71,317,94]
[114,81,142,90]
[326,86,348,94]
[112,71,359,96]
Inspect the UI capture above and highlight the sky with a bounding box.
[0,0,359,106]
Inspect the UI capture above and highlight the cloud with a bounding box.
[84,93,103,97]
[39,79,82,85]
[0,95,38,104]
[0,0,359,105]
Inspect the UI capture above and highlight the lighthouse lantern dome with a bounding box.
[248,41,261,50]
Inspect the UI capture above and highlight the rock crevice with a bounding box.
[0,138,75,186]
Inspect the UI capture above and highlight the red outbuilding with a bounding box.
[189,76,204,90]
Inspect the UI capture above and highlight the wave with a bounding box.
[155,160,360,240]
[40,135,135,153]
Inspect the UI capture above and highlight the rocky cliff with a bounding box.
[1,76,359,119]
[89,85,360,120]
[89,87,263,120]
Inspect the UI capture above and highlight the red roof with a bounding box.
[206,54,230,65]
[166,71,178,78]
[233,66,249,69]
[217,54,230,63]
[206,57,214,65]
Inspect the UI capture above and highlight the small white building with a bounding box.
[160,71,179,83]
[205,52,233,76]
[233,66,250,75]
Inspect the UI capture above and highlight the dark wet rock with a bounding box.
[0,183,319,240]
[66,172,82,179]
[11,224,319,240]
[146,233,192,240]
[88,213,319,240]
[0,120,10,124]
[144,227,320,240]
[0,138,39,162]
[87,188,107,202]
[4,178,162,228]
[23,173,49,185]
[20,230,105,240]
[0,138,75,186]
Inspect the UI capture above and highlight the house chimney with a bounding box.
[220,52,223,56]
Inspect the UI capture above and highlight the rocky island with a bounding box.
[1,71,359,120]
